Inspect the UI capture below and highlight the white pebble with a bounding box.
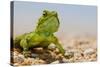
[48,43,56,49]
[62,58,69,63]
[31,53,38,58]
[84,48,95,55]
[18,54,24,58]
[64,51,74,58]
[74,52,82,57]
[14,55,24,63]
[51,60,59,64]
[13,52,18,56]
[14,63,19,66]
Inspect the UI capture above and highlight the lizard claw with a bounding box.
[23,51,31,58]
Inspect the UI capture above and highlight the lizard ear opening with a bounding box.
[52,11,57,17]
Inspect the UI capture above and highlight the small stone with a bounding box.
[68,57,74,62]
[13,52,18,56]
[84,48,95,55]
[56,54,64,59]
[31,53,39,58]
[74,52,83,57]
[91,53,97,58]
[22,58,34,65]
[33,48,44,53]
[48,43,56,50]
[18,54,24,58]
[51,60,59,64]
[64,51,74,59]
[32,58,46,64]
[62,58,69,63]
[14,63,19,66]
[37,59,46,64]
[13,48,22,53]
[54,48,60,54]
[13,55,24,63]
[50,51,57,59]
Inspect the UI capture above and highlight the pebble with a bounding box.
[74,52,83,57]
[36,59,46,64]
[64,51,74,59]
[33,48,44,53]
[18,54,25,58]
[91,53,97,58]
[32,58,46,64]
[13,55,24,63]
[31,53,39,58]
[48,43,56,50]
[54,48,60,54]
[13,63,19,66]
[51,60,59,64]
[13,51,19,56]
[84,48,95,55]
[22,58,34,65]
[62,58,69,63]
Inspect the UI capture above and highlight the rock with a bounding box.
[62,58,69,63]
[32,58,46,64]
[55,54,64,60]
[13,54,24,63]
[64,51,74,59]
[33,48,44,53]
[22,58,35,65]
[13,63,19,66]
[31,53,39,58]
[35,59,46,64]
[91,53,97,58]
[51,60,59,64]
[68,57,74,62]
[54,48,60,54]
[74,52,83,57]
[48,43,56,50]
[18,54,25,58]
[13,52,18,56]
[50,51,57,59]
[84,48,95,55]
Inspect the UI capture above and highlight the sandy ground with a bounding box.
[11,35,97,66]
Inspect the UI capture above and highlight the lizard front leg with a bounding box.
[49,35,65,55]
[54,40,65,55]
[20,39,31,57]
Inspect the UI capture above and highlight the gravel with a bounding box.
[12,36,97,66]
[13,55,24,63]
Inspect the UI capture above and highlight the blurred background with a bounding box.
[13,1,97,38]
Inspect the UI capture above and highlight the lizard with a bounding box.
[14,10,65,57]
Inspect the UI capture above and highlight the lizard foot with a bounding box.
[23,51,31,58]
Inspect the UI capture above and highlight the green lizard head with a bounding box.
[35,10,60,33]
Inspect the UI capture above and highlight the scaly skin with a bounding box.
[14,10,65,57]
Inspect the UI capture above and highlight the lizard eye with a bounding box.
[43,11,47,17]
